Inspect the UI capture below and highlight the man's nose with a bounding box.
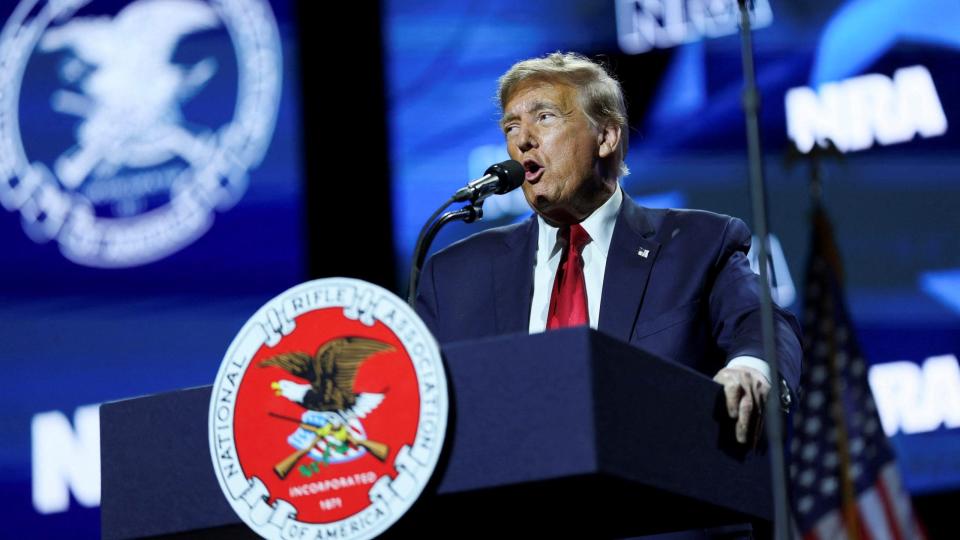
[516,123,538,152]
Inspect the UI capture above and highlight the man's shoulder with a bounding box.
[428,217,534,264]
[638,205,746,236]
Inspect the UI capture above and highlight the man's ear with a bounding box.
[597,123,621,159]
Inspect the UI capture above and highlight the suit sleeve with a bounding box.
[707,217,803,395]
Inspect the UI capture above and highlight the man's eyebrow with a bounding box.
[499,101,561,128]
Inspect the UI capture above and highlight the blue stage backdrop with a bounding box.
[3,1,960,537]
[0,0,304,537]
[384,0,960,496]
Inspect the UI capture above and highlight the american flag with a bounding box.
[790,207,925,540]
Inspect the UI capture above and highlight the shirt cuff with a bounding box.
[726,356,771,384]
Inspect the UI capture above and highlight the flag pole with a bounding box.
[735,2,792,539]
[827,308,862,538]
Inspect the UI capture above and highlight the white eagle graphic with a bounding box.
[40,0,221,189]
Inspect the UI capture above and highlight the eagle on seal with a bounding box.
[260,337,394,420]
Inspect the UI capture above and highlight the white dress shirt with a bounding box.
[527,185,771,382]
[529,185,621,333]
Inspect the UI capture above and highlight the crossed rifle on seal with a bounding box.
[259,337,393,479]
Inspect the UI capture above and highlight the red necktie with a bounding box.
[547,224,591,329]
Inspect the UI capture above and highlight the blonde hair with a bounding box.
[498,52,629,177]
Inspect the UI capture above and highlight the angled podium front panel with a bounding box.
[427,328,771,537]
[101,328,771,539]
[100,387,242,539]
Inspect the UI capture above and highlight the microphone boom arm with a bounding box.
[406,200,483,306]
[406,160,523,306]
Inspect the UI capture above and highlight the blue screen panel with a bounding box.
[0,0,305,537]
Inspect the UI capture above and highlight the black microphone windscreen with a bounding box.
[484,159,525,194]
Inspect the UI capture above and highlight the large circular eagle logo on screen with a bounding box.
[209,278,449,540]
[0,0,281,267]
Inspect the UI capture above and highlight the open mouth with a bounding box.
[523,159,544,182]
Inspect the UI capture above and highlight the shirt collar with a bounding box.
[536,184,623,259]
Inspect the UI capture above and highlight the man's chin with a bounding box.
[523,189,574,224]
[532,201,578,226]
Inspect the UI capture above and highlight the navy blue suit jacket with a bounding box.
[415,195,802,392]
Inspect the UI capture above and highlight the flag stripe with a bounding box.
[856,503,876,540]
[875,477,905,540]
[859,486,894,540]
[878,464,924,540]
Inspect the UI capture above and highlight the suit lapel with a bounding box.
[598,196,660,343]
[492,216,537,335]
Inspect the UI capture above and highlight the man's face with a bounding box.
[501,79,614,225]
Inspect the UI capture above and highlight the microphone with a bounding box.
[451,159,525,203]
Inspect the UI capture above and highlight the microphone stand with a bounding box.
[406,198,484,307]
[736,1,792,539]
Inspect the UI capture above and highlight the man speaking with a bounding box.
[415,52,801,444]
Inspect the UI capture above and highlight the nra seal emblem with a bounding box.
[209,278,448,540]
[0,0,281,267]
